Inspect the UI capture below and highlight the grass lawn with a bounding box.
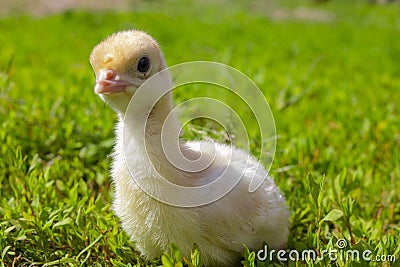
[0,0,399,266]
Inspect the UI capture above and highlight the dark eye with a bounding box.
[137,56,150,73]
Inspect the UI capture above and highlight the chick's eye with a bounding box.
[137,56,150,73]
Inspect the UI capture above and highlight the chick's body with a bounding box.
[90,30,289,266]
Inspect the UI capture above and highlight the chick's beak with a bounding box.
[94,69,133,94]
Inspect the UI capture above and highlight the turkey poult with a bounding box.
[89,30,289,266]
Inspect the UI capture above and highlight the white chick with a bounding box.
[89,30,289,266]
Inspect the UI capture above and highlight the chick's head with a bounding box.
[90,30,166,113]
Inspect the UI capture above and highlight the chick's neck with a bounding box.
[122,91,181,152]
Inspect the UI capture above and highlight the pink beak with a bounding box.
[94,69,133,94]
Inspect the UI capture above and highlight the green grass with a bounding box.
[1,0,399,266]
